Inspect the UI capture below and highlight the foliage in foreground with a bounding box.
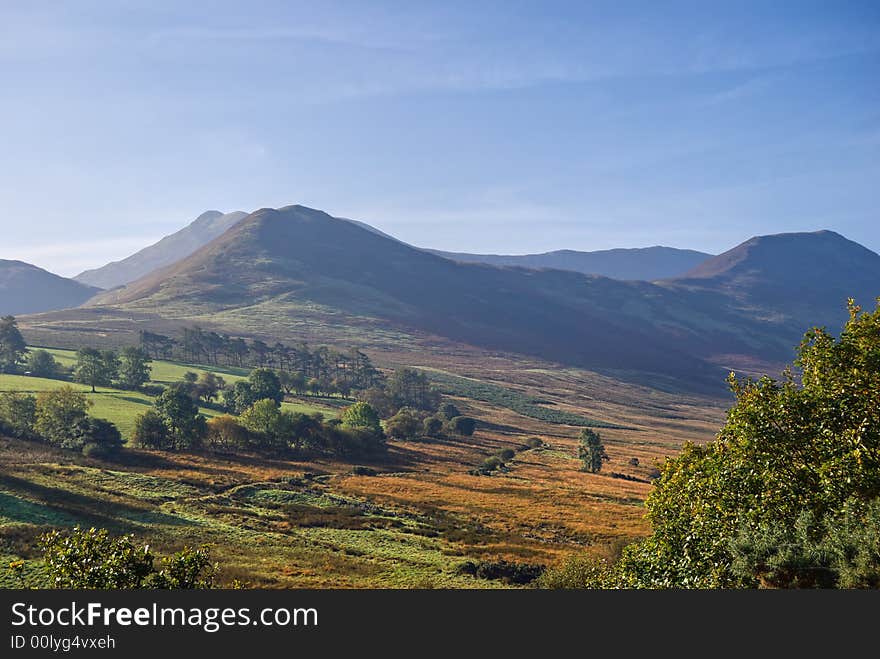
[544,299,880,588]
[39,527,215,589]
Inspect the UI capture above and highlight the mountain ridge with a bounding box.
[426,245,713,280]
[89,205,728,387]
[72,205,880,389]
[74,210,248,289]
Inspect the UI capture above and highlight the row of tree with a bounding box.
[141,328,383,391]
[132,384,388,459]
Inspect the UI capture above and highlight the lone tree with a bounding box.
[118,346,152,390]
[248,368,283,405]
[196,371,225,403]
[74,348,119,392]
[154,383,206,450]
[0,316,26,373]
[578,428,608,473]
[34,386,92,449]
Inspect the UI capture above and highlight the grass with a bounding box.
[0,373,220,440]
[423,369,625,428]
[34,346,251,386]
[0,338,727,589]
[8,350,341,439]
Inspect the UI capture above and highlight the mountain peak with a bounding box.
[681,229,877,281]
[74,209,248,289]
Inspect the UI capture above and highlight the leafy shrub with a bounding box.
[75,417,123,455]
[40,527,215,589]
[422,415,444,436]
[385,407,423,441]
[351,465,377,476]
[448,416,476,436]
[204,415,251,451]
[524,436,544,449]
[496,448,516,461]
[341,402,383,435]
[34,386,91,448]
[132,410,171,450]
[0,391,37,438]
[538,555,619,589]
[591,300,880,588]
[471,455,506,476]
[457,560,545,585]
[40,527,154,589]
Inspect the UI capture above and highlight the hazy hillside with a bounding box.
[427,246,712,280]
[0,260,101,315]
[667,230,880,331]
[84,207,880,387]
[74,210,248,289]
[90,205,727,386]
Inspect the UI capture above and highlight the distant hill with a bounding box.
[90,205,727,387]
[0,260,101,315]
[74,210,248,289]
[84,207,880,387]
[666,230,880,332]
[427,246,712,280]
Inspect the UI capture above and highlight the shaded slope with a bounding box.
[0,260,101,315]
[668,230,880,331]
[89,208,880,388]
[92,206,724,387]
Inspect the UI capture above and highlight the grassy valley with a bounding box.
[0,335,724,588]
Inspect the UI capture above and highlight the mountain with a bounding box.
[426,246,712,280]
[85,208,880,387]
[0,260,101,316]
[74,210,248,289]
[667,230,880,333]
[90,205,727,387]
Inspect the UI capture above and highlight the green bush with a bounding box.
[456,560,545,585]
[538,555,619,589]
[592,300,880,588]
[40,527,215,589]
[422,415,444,436]
[448,416,477,436]
[496,448,516,461]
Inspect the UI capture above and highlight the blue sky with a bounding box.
[1,1,878,276]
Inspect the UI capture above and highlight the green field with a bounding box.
[36,347,252,386]
[2,349,343,440]
[0,373,223,439]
